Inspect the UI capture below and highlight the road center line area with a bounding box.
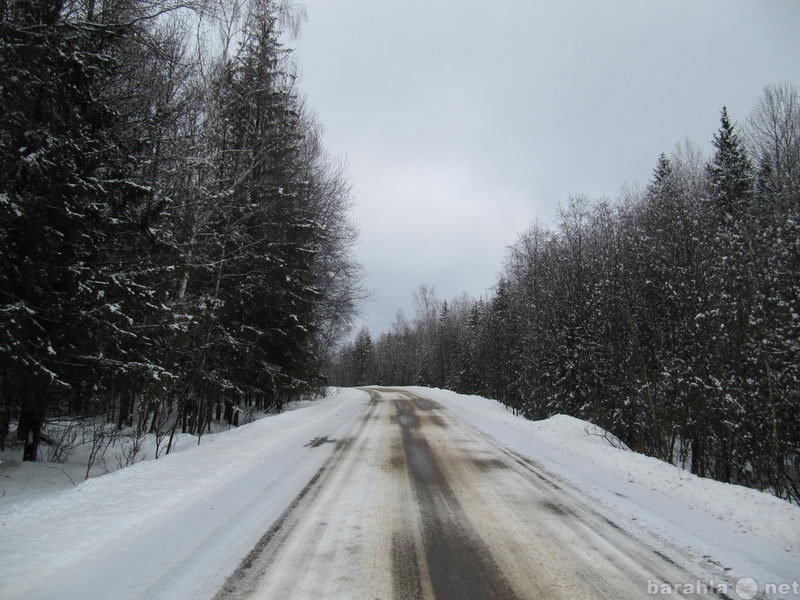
[216,388,728,599]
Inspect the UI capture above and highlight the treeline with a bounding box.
[1,0,362,460]
[335,85,800,503]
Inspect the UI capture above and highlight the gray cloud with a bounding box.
[293,0,800,334]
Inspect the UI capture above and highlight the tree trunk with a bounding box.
[149,404,160,434]
[0,406,9,452]
[224,399,233,424]
[690,437,705,478]
[18,384,45,462]
[117,391,131,430]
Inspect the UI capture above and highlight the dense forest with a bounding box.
[2,0,798,507]
[0,0,362,461]
[335,85,800,504]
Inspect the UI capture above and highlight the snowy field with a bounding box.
[1,386,798,599]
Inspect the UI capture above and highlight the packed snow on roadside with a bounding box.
[410,386,800,596]
[0,387,369,600]
[0,395,326,512]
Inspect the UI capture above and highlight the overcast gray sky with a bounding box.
[292,0,800,335]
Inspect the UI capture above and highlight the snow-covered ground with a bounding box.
[0,397,324,511]
[0,388,369,600]
[1,386,798,599]
[408,386,800,597]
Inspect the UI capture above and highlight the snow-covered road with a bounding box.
[214,388,729,599]
[3,386,797,599]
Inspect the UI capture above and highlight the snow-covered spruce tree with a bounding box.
[228,0,323,404]
[482,280,521,411]
[627,154,697,461]
[431,300,450,387]
[459,298,487,394]
[0,0,172,460]
[1,0,362,456]
[694,101,799,499]
[165,0,341,434]
[694,107,756,482]
[349,328,375,386]
[438,296,472,390]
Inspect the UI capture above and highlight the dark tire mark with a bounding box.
[472,458,509,472]
[335,437,353,451]
[391,531,424,600]
[539,500,575,517]
[214,395,379,599]
[394,397,522,600]
[213,464,328,599]
[653,550,677,566]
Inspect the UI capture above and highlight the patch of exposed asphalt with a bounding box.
[391,530,424,600]
[393,397,522,600]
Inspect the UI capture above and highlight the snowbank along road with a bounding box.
[216,388,730,599]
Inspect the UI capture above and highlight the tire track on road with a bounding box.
[213,392,381,599]
[215,387,728,599]
[393,397,522,600]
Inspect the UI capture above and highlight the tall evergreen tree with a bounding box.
[707,107,753,217]
[0,0,165,460]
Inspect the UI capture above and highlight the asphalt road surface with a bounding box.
[215,388,724,599]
